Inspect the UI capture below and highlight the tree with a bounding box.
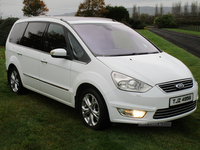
[0,18,18,46]
[184,2,189,17]
[199,3,200,17]
[138,6,140,17]
[104,6,130,23]
[22,0,49,17]
[154,14,177,28]
[160,3,164,16]
[172,2,182,18]
[155,4,159,17]
[75,0,107,17]
[132,5,139,20]
[0,4,3,20]
[0,12,2,20]
[191,1,198,17]
[140,13,154,25]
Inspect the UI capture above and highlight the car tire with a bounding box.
[9,67,24,94]
[79,88,110,130]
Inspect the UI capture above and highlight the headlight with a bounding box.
[111,72,152,92]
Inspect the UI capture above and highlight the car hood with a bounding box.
[97,52,193,86]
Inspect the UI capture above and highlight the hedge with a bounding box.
[0,18,18,46]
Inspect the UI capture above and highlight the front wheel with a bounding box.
[79,88,110,130]
[9,67,24,94]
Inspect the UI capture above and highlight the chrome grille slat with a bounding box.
[153,101,196,119]
[158,79,193,93]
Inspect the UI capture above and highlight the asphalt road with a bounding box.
[148,27,200,58]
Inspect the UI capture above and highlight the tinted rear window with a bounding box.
[9,22,28,44]
[21,22,47,50]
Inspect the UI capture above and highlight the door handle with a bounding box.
[17,52,22,56]
[41,59,47,64]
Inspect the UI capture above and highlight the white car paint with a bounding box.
[5,17,198,127]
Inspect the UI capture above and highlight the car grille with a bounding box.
[157,79,193,93]
[153,101,196,119]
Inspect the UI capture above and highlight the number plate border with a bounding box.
[169,93,193,107]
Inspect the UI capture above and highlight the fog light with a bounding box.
[117,108,146,118]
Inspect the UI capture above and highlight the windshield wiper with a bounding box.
[136,52,159,55]
[103,51,159,57]
[127,51,159,56]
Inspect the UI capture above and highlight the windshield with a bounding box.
[72,23,160,56]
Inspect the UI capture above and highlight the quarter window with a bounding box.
[68,32,90,63]
[21,22,47,50]
[9,22,28,44]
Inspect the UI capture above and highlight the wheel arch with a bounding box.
[75,83,111,129]
[7,55,24,86]
[75,83,109,116]
[7,64,25,94]
[7,63,17,83]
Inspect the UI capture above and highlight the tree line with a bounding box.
[172,1,200,18]
[1,0,200,40]
[170,1,200,28]
[74,0,200,28]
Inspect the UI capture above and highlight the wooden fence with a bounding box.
[178,25,200,32]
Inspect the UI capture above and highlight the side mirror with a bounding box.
[50,48,68,58]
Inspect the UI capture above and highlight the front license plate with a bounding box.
[170,94,193,106]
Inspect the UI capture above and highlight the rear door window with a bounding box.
[21,22,47,50]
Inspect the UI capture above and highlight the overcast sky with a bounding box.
[0,0,197,18]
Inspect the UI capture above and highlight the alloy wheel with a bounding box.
[81,93,100,126]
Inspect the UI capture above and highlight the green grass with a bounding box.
[164,28,200,37]
[1,30,200,150]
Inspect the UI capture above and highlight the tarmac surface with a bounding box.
[147,27,200,58]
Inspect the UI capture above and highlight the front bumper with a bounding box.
[105,81,198,124]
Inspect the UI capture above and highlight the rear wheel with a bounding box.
[9,67,24,94]
[79,88,110,130]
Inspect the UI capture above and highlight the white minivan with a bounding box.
[6,17,198,130]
